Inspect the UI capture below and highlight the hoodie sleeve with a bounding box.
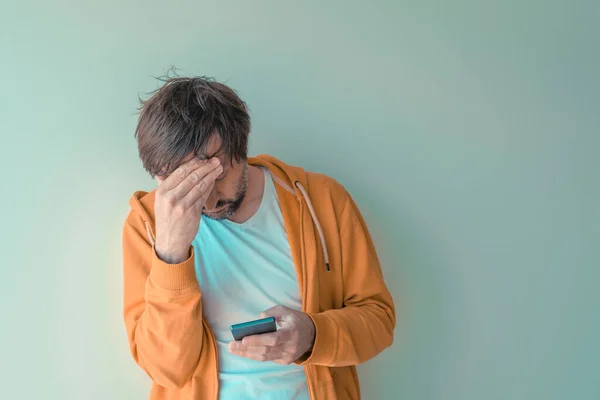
[122,211,203,389]
[300,190,396,367]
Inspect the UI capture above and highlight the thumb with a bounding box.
[259,305,289,323]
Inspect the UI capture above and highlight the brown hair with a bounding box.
[135,75,251,178]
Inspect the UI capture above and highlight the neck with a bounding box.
[229,165,264,224]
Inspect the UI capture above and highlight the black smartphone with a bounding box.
[230,317,277,341]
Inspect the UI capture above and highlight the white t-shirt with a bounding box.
[192,167,310,400]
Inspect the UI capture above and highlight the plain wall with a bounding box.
[1,1,598,399]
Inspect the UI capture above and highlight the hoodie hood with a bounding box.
[128,154,330,271]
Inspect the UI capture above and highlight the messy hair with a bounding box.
[135,73,250,178]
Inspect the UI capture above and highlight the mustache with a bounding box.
[215,200,234,208]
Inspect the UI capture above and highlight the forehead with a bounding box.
[181,135,224,163]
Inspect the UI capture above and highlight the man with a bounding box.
[122,76,395,400]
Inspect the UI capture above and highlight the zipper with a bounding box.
[298,198,316,400]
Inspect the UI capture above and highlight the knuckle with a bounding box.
[177,167,186,178]
[188,172,199,183]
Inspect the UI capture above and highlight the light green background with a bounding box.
[1,1,598,399]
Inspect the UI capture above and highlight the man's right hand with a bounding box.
[153,157,222,264]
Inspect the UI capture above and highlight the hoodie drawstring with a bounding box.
[294,181,331,272]
[145,221,155,246]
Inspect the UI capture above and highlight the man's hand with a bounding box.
[154,157,222,264]
[228,306,316,365]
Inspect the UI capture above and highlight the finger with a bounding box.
[160,157,216,192]
[242,330,289,346]
[259,306,291,327]
[171,158,223,199]
[229,340,285,355]
[230,349,271,362]
[156,157,201,190]
[169,159,221,200]
[180,164,222,209]
[229,340,266,352]
[242,331,282,347]
[229,345,284,362]
[261,305,283,317]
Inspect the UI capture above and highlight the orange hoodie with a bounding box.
[122,154,396,399]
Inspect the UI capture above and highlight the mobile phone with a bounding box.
[230,317,277,341]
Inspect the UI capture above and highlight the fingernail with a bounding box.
[211,157,220,165]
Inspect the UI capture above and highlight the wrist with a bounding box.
[149,245,199,291]
[154,243,191,264]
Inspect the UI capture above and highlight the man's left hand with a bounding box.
[228,305,316,364]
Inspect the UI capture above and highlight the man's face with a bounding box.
[179,135,248,221]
